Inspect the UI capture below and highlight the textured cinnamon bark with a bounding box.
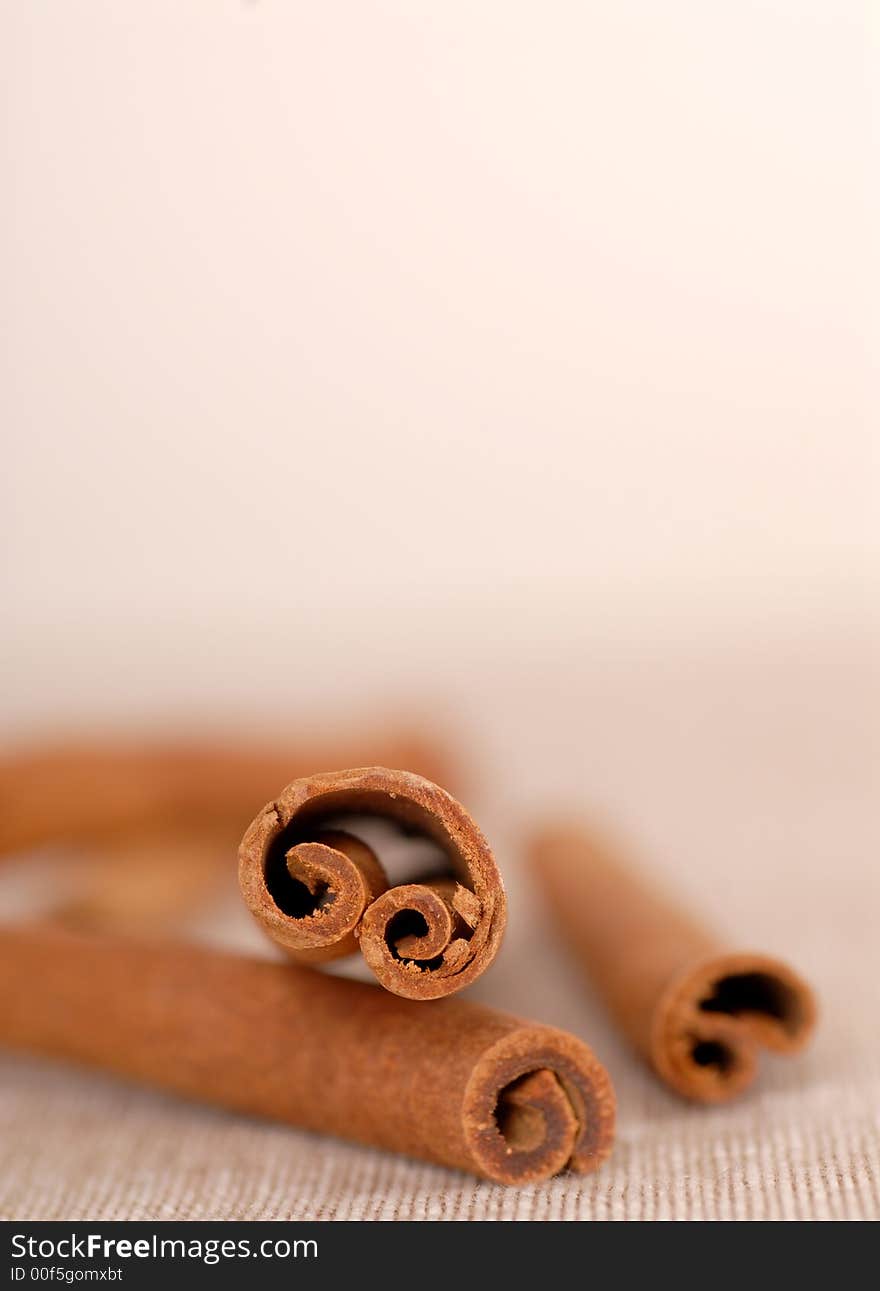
[0,924,615,1185]
[529,825,816,1102]
[0,732,454,858]
[239,767,506,998]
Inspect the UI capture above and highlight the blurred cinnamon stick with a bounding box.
[52,823,234,936]
[0,731,455,859]
[0,923,615,1186]
[529,824,816,1102]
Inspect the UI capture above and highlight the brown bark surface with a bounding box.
[0,924,615,1186]
[529,824,816,1102]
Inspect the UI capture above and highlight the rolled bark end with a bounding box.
[359,878,485,1000]
[239,767,506,998]
[652,952,817,1102]
[270,831,389,961]
[463,1027,616,1184]
[529,823,817,1103]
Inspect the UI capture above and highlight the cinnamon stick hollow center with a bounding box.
[239,767,507,1000]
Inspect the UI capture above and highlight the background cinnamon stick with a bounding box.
[529,824,816,1102]
[239,766,506,999]
[0,923,615,1186]
[49,822,234,936]
[0,731,455,860]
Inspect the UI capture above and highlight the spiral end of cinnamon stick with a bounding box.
[240,828,388,963]
[238,768,506,995]
[359,878,491,1001]
[463,1027,616,1185]
[652,952,817,1103]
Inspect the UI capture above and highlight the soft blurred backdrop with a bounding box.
[1,0,878,1220]
[3,0,877,731]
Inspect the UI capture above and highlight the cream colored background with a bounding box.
[2,0,878,729]
[2,2,878,1220]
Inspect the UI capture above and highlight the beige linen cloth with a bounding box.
[1,633,877,1220]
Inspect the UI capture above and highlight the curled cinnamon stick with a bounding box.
[239,766,506,999]
[0,924,615,1185]
[529,825,816,1103]
[0,732,454,859]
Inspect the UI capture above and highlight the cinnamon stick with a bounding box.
[0,732,454,859]
[52,823,234,936]
[0,923,615,1185]
[529,824,816,1102]
[239,766,507,999]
